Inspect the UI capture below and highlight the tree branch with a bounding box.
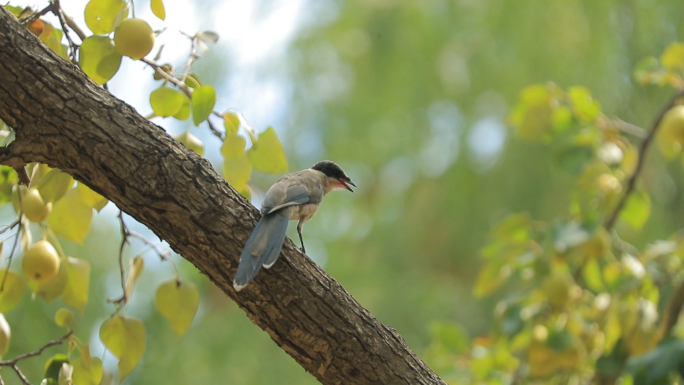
[0,8,444,384]
[0,331,73,385]
[604,90,684,230]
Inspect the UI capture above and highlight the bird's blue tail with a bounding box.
[234,210,290,291]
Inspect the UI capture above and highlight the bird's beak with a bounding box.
[339,178,356,192]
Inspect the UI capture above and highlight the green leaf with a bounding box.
[0,269,24,313]
[173,97,191,121]
[61,257,90,312]
[79,36,122,85]
[551,105,573,133]
[191,85,216,126]
[77,183,108,212]
[582,258,606,292]
[247,127,288,174]
[223,154,252,192]
[221,133,246,160]
[568,86,601,123]
[55,308,74,327]
[620,191,651,230]
[185,73,202,89]
[509,84,554,141]
[155,279,200,336]
[223,113,240,135]
[84,0,128,35]
[547,328,574,352]
[628,338,684,384]
[150,87,186,118]
[48,188,92,244]
[124,256,144,301]
[35,168,73,203]
[72,345,104,385]
[150,0,165,20]
[99,316,146,379]
[660,43,684,70]
[634,57,665,85]
[44,354,70,382]
[29,260,68,301]
[473,260,509,297]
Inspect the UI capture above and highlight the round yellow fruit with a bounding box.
[596,173,621,195]
[657,105,684,160]
[114,18,155,59]
[21,188,51,222]
[22,240,60,284]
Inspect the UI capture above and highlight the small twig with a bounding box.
[657,279,684,343]
[0,331,73,385]
[128,231,171,261]
[140,58,191,97]
[206,119,223,139]
[51,0,79,64]
[179,33,200,84]
[605,90,684,230]
[111,210,130,304]
[611,117,648,139]
[19,4,52,25]
[13,167,30,187]
[63,13,86,41]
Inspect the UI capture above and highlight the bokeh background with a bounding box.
[6,0,684,383]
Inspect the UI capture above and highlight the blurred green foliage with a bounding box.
[4,0,684,384]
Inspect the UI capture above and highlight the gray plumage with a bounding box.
[233,161,355,291]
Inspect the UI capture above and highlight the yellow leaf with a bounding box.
[55,308,74,327]
[73,345,104,385]
[61,257,90,312]
[150,0,165,20]
[124,256,144,301]
[150,86,186,117]
[77,183,108,212]
[155,279,200,336]
[0,270,24,313]
[28,260,68,301]
[84,0,128,35]
[191,85,216,126]
[35,169,73,203]
[100,316,146,379]
[48,188,93,244]
[661,42,684,70]
[223,113,240,135]
[247,127,288,174]
[221,133,246,160]
[223,154,252,192]
[79,36,122,85]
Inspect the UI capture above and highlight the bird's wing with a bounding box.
[261,171,324,214]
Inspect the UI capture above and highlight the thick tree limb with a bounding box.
[0,8,445,385]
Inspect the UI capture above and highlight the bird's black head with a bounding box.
[311,160,356,192]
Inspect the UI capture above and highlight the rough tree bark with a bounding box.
[0,8,446,385]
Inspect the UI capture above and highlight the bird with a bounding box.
[233,160,356,291]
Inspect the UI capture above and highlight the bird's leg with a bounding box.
[297,221,306,253]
